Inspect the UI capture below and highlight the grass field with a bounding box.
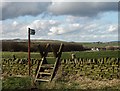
[1,50,120,90]
[1,50,120,59]
[80,42,119,48]
[2,76,120,90]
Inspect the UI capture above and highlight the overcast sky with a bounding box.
[1,1,119,42]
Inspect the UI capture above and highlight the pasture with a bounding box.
[2,50,120,59]
[1,50,120,90]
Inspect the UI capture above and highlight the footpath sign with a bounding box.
[30,29,35,35]
[28,28,35,76]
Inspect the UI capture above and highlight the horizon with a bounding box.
[1,38,119,43]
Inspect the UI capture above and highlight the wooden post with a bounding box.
[28,28,31,76]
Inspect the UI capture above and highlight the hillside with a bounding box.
[2,39,86,52]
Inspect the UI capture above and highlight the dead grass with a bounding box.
[49,65,120,90]
[68,74,120,89]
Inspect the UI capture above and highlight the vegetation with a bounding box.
[2,77,31,90]
[3,58,120,91]
[2,50,120,59]
[2,40,120,52]
[61,58,120,80]
[2,40,85,52]
[2,56,120,90]
[62,50,119,59]
[80,42,119,48]
[1,40,120,90]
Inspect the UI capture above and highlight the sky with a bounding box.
[1,0,119,42]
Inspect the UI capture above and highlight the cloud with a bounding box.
[48,26,66,35]
[2,21,27,39]
[2,2,51,20]
[1,0,119,2]
[1,2,118,20]
[107,25,117,32]
[2,17,118,42]
[12,21,18,26]
[48,23,82,35]
[83,23,98,31]
[2,19,83,39]
[28,19,60,31]
[27,19,82,36]
[48,2,117,17]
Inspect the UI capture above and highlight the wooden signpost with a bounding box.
[28,28,35,76]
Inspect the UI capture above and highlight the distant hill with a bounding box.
[108,41,120,43]
[1,39,119,51]
[2,39,86,52]
[2,39,66,43]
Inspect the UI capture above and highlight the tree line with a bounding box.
[2,41,86,52]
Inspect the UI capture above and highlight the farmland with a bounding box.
[1,40,120,90]
[2,50,120,59]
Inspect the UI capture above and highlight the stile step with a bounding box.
[41,66,54,69]
[35,79,50,82]
[46,57,55,58]
[41,64,54,69]
[39,72,51,75]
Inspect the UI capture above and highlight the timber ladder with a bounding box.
[34,43,64,82]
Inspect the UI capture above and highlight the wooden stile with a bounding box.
[34,43,64,82]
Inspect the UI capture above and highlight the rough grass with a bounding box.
[2,77,31,90]
[1,50,120,90]
[62,50,119,59]
[2,50,120,59]
[34,66,120,90]
[1,64,120,90]
[2,52,41,59]
[81,42,119,48]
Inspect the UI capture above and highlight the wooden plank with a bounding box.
[50,58,58,81]
[50,43,64,81]
[41,64,54,69]
[39,72,51,75]
[35,43,64,82]
[35,79,49,82]
[38,44,50,58]
[34,59,44,83]
[35,60,41,75]
[43,44,50,57]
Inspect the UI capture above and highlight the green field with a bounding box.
[1,50,120,59]
[80,42,119,48]
[1,50,120,90]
